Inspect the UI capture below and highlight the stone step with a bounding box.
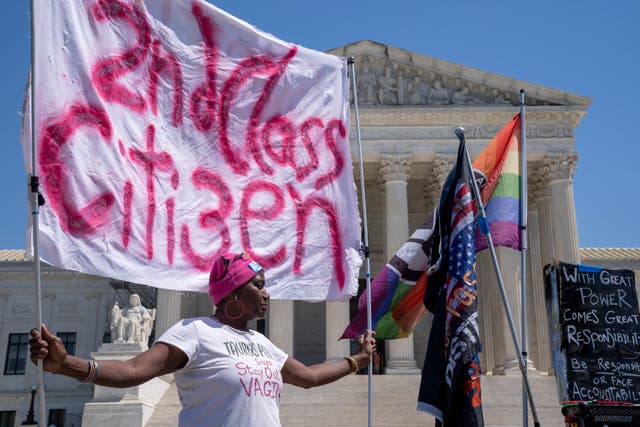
[145,382,181,427]
[146,373,566,426]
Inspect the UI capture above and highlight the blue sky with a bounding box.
[1,0,638,249]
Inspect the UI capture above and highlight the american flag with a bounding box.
[418,137,483,426]
[444,180,479,348]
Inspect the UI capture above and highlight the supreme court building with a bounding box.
[1,41,639,426]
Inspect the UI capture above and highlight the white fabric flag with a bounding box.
[22,0,362,301]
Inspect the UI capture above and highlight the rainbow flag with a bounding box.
[341,115,522,339]
[340,213,436,339]
[472,114,522,251]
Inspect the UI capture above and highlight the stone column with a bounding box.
[325,301,351,361]
[544,153,580,264]
[180,292,198,319]
[155,289,183,338]
[527,206,552,373]
[538,171,557,375]
[379,153,419,373]
[421,155,455,355]
[495,247,524,374]
[537,185,556,268]
[525,204,540,368]
[268,300,294,355]
[476,251,502,374]
[424,155,455,212]
[90,291,106,350]
[380,153,412,260]
[528,174,553,373]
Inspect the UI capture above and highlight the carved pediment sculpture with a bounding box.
[329,41,591,109]
[352,56,518,107]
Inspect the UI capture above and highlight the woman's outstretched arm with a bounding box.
[29,323,187,387]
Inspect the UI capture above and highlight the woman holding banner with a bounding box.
[29,252,376,427]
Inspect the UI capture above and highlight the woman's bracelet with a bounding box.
[91,358,100,383]
[344,356,359,374]
[80,358,99,383]
[79,359,93,383]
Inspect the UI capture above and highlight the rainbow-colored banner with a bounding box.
[472,114,522,251]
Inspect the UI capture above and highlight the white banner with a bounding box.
[22,0,362,301]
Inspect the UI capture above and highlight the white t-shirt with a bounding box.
[156,317,289,427]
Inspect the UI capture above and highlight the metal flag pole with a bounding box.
[454,127,541,427]
[519,89,529,427]
[347,56,373,427]
[29,0,47,425]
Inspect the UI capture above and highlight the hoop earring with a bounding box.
[224,295,245,320]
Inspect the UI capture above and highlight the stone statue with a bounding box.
[377,65,398,104]
[452,85,483,105]
[358,60,377,104]
[452,86,470,104]
[427,79,449,104]
[417,71,431,100]
[396,71,406,104]
[408,76,426,105]
[109,301,121,339]
[110,294,156,348]
[492,88,511,104]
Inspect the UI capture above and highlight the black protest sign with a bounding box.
[546,261,640,403]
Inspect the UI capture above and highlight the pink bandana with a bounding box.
[208,253,264,305]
